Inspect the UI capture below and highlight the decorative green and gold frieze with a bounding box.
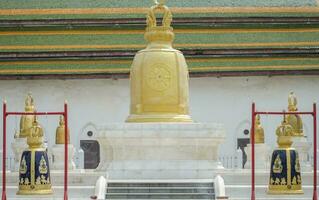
[0,0,319,77]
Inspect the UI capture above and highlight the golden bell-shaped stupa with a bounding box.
[286,92,303,137]
[254,114,264,144]
[17,117,52,195]
[126,0,192,122]
[268,115,303,194]
[56,115,70,144]
[19,93,36,138]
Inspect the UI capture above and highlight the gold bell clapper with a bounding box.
[268,115,303,194]
[126,0,192,122]
[286,92,304,137]
[19,93,36,138]
[17,117,52,195]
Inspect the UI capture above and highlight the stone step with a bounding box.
[107,187,214,193]
[108,182,214,187]
[106,181,215,199]
[106,193,215,199]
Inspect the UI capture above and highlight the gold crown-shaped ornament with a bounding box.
[276,115,294,148]
[27,117,44,149]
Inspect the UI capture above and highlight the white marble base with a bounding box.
[96,123,225,179]
[292,136,312,171]
[244,143,270,169]
[11,138,27,172]
[51,144,76,170]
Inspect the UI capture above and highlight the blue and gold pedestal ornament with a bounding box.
[268,116,303,194]
[17,118,52,195]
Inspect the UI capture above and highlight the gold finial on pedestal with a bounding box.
[56,115,70,144]
[254,114,264,143]
[287,92,303,137]
[126,0,192,122]
[19,93,36,138]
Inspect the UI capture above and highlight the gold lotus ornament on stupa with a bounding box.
[126,0,192,123]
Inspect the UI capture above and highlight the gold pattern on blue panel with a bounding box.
[19,156,27,174]
[272,155,283,173]
[39,155,48,174]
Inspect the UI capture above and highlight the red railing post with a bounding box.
[251,103,256,200]
[2,101,7,200]
[313,103,318,200]
[64,102,68,200]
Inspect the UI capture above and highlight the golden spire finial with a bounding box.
[286,91,304,137]
[25,93,34,111]
[19,93,36,138]
[288,91,297,111]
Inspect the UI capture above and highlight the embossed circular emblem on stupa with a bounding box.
[146,64,171,91]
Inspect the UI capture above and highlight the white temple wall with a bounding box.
[0,75,318,160]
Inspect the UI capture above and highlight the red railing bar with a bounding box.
[2,101,7,200]
[255,111,314,115]
[64,102,68,200]
[6,112,65,116]
[251,103,256,200]
[313,103,318,200]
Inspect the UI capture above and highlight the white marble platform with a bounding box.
[245,143,270,169]
[51,144,76,170]
[96,123,225,179]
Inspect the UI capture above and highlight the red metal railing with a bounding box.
[1,101,69,200]
[251,103,317,200]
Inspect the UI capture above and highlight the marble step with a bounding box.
[106,193,215,199]
[107,187,214,193]
[106,181,215,199]
[108,182,214,187]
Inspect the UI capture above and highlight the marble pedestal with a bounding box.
[51,144,76,170]
[292,136,312,171]
[11,137,27,172]
[244,143,270,169]
[96,123,225,179]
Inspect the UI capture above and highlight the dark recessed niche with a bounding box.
[87,131,93,137]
